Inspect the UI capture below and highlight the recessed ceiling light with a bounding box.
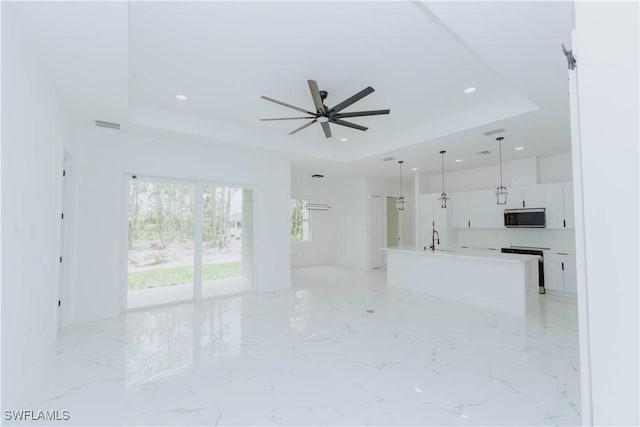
[340,137,348,142]
[515,146,524,151]
[176,94,188,101]
[455,159,463,162]
[464,87,476,94]
[411,167,418,171]
[132,74,144,81]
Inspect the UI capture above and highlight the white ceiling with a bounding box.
[11,1,574,179]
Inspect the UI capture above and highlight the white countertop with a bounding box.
[543,249,576,255]
[383,246,541,264]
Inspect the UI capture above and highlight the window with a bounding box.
[290,199,310,241]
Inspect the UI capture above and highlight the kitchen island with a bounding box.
[385,247,540,316]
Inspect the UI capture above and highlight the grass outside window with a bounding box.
[128,261,241,290]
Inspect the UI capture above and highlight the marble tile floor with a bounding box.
[8,266,581,426]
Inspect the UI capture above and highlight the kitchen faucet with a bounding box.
[429,227,440,251]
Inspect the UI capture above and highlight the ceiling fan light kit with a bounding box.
[260,80,390,139]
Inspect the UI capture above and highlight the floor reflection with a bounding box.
[11,266,581,426]
[290,290,312,333]
[125,297,242,387]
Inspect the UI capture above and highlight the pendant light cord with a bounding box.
[441,153,445,193]
[498,137,504,187]
[439,150,446,194]
[399,161,403,198]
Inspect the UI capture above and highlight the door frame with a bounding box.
[386,196,402,248]
[369,195,385,269]
[119,173,255,312]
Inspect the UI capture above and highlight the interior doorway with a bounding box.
[386,196,400,247]
[126,176,251,310]
[370,195,385,269]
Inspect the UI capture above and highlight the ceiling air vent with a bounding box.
[483,128,506,136]
[475,150,491,156]
[95,120,120,130]
[381,156,396,162]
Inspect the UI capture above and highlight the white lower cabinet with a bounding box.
[544,252,577,293]
[544,259,565,291]
[562,258,577,293]
[562,181,575,229]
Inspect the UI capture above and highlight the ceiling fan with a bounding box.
[260,80,390,138]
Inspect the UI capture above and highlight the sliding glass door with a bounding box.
[126,177,251,310]
[201,185,249,299]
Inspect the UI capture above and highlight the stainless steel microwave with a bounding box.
[504,208,546,228]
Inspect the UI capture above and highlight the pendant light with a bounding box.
[496,136,508,205]
[438,150,449,208]
[396,160,406,211]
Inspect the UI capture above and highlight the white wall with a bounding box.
[289,174,416,270]
[424,152,572,193]
[1,4,73,408]
[70,128,291,324]
[573,2,639,425]
[537,152,573,184]
[426,161,511,193]
[290,173,336,268]
[333,177,368,269]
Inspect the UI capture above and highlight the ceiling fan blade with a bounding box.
[261,96,315,115]
[329,87,375,113]
[288,120,317,135]
[260,117,315,121]
[307,80,325,114]
[321,122,332,138]
[333,109,390,119]
[330,118,368,131]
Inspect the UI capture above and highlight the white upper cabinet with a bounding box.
[505,186,525,209]
[505,183,565,229]
[441,181,575,230]
[468,189,505,228]
[524,183,565,228]
[450,192,470,228]
[450,190,505,229]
